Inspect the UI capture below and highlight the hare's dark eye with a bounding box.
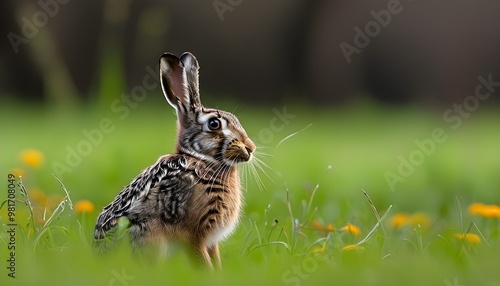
[207,118,221,131]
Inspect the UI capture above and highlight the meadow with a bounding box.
[1,100,500,286]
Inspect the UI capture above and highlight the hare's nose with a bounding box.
[245,139,256,153]
[245,146,253,155]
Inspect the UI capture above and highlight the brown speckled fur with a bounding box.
[93,52,255,268]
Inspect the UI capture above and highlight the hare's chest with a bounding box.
[206,193,241,247]
[205,215,239,247]
[189,182,242,246]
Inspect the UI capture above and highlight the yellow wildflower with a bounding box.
[468,203,484,215]
[20,149,44,168]
[468,203,500,218]
[407,212,431,229]
[311,220,323,230]
[75,200,95,214]
[454,233,481,245]
[311,220,334,232]
[391,212,431,229]
[391,213,409,229]
[341,223,361,236]
[325,223,334,232]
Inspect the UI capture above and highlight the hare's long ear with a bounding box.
[159,52,201,116]
[180,52,201,108]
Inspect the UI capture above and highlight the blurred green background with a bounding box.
[1,1,500,285]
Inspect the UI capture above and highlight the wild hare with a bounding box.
[93,52,256,268]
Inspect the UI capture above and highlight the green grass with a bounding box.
[1,101,500,285]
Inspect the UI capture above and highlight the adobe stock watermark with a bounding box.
[108,268,135,286]
[282,254,332,286]
[255,107,297,146]
[213,0,243,21]
[7,0,72,54]
[339,0,408,64]
[51,64,160,178]
[385,73,499,191]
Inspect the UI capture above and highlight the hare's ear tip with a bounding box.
[181,51,194,57]
[160,52,176,58]
[180,52,199,68]
[159,52,180,64]
[180,52,197,61]
[160,53,184,73]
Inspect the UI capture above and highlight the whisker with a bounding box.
[251,156,274,183]
[192,159,218,186]
[249,161,265,191]
[199,160,228,191]
[254,147,273,157]
[210,163,227,189]
[235,144,277,192]
[241,163,249,192]
[252,155,273,174]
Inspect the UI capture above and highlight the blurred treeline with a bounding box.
[2,0,500,107]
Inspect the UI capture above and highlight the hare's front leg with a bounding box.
[198,243,214,268]
[197,243,221,269]
[208,243,221,269]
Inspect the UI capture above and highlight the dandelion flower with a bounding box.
[480,206,500,218]
[311,220,324,230]
[468,203,500,219]
[311,220,334,232]
[391,212,431,229]
[325,223,334,232]
[20,149,44,168]
[468,203,485,215]
[408,212,431,229]
[454,233,481,244]
[75,200,95,214]
[391,213,409,229]
[341,223,361,236]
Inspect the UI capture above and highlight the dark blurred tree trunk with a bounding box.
[3,1,80,107]
[1,1,44,101]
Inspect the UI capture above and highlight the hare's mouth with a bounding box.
[224,145,253,164]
